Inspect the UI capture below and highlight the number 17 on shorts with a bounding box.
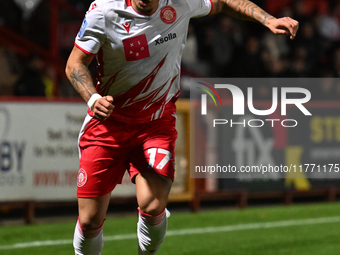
[147,148,172,170]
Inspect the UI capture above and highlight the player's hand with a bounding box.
[92,96,114,121]
[265,17,299,40]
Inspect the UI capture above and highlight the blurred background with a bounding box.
[0,0,340,226]
[1,0,340,98]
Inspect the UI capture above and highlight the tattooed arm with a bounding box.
[65,46,114,120]
[210,0,299,40]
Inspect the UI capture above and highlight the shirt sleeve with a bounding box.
[75,2,106,55]
[187,0,213,18]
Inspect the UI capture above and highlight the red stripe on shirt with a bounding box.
[74,42,97,56]
[208,0,214,15]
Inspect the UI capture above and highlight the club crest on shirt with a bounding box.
[77,168,87,187]
[78,18,88,38]
[160,6,176,24]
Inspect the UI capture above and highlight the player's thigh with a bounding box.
[131,115,177,215]
[78,145,128,197]
[135,171,172,215]
[77,146,128,229]
[129,115,177,183]
[78,193,111,230]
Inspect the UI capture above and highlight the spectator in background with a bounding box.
[2,0,340,98]
[210,16,241,77]
[295,22,321,72]
[0,47,19,96]
[42,65,57,98]
[317,7,340,41]
[233,36,265,77]
[268,56,291,77]
[187,15,214,73]
[14,55,46,97]
[290,46,311,77]
[181,23,210,76]
[262,31,290,63]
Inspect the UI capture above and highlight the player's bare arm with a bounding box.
[211,0,299,40]
[65,46,114,121]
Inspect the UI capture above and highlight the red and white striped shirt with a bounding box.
[75,0,212,123]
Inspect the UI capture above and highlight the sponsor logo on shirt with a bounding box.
[155,33,177,45]
[160,6,176,24]
[122,22,131,33]
[78,18,88,38]
[123,34,150,61]
[88,3,98,13]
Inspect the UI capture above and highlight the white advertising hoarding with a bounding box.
[0,100,136,202]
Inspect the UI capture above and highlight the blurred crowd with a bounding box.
[181,0,340,99]
[1,0,340,100]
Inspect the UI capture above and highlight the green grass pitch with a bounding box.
[1,202,340,255]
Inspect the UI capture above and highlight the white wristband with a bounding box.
[87,93,102,110]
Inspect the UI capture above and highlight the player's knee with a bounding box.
[139,200,166,216]
[79,215,104,230]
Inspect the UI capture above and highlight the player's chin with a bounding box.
[136,0,153,14]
